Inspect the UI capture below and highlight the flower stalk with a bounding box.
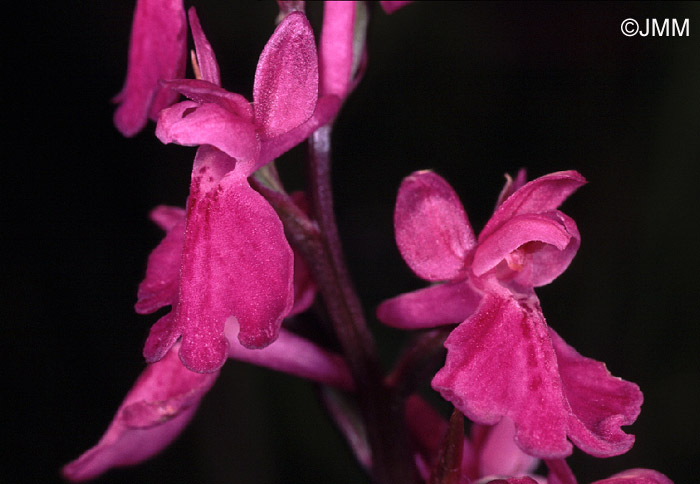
[305,125,419,483]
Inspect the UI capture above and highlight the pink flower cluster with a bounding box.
[64,1,672,483]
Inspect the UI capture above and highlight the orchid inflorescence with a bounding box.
[63,2,672,483]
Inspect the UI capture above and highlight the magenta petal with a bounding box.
[257,94,340,166]
[225,318,352,390]
[188,8,220,85]
[319,1,355,99]
[161,159,293,371]
[156,101,259,163]
[592,469,673,484]
[135,208,185,314]
[149,205,186,232]
[480,171,586,242]
[62,345,218,482]
[253,12,319,139]
[550,328,642,458]
[214,180,294,350]
[472,212,580,287]
[161,79,253,120]
[377,280,481,329]
[143,311,181,364]
[432,293,573,458]
[395,171,477,281]
[479,418,539,478]
[113,0,186,137]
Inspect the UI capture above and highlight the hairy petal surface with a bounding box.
[472,212,580,288]
[319,1,356,99]
[135,207,186,314]
[160,79,253,118]
[432,292,573,458]
[395,171,476,281]
[257,95,340,166]
[377,280,481,329]
[62,344,218,482]
[480,171,586,242]
[156,100,259,164]
[550,328,642,457]
[143,311,180,365]
[478,418,539,478]
[114,0,186,136]
[254,12,318,139]
[143,147,294,372]
[149,205,186,232]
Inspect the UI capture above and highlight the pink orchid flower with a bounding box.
[318,0,409,104]
[113,0,187,137]
[62,321,352,482]
[378,170,642,459]
[66,202,344,481]
[319,1,358,101]
[142,9,338,373]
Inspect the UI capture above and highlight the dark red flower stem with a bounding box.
[306,126,419,484]
[429,409,465,484]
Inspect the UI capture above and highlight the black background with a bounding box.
[6,2,699,483]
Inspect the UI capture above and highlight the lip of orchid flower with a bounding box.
[113,0,187,137]
[379,170,643,459]
[62,318,353,482]
[136,145,296,373]
[61,342,218,482]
